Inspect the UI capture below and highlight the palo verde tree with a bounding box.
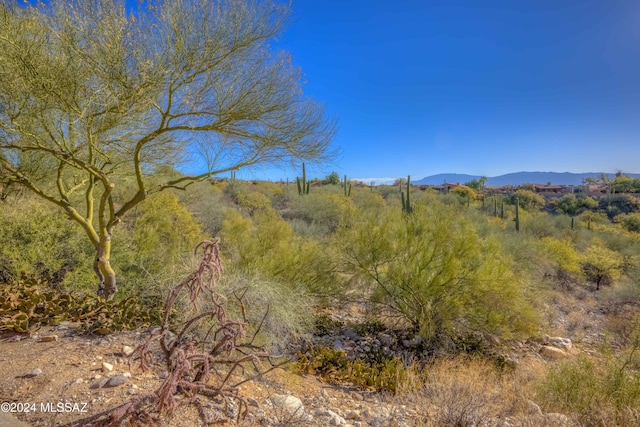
[0,0,335,299]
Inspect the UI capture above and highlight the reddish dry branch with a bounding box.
[67,239,274,426]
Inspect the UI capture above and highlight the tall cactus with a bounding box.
[343,175,352,196]
[296,163,310,196]
[401,175,412,213]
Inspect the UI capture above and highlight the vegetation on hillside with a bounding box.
[3,169,640,425]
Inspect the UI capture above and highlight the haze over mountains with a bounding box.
[414,172,640,187]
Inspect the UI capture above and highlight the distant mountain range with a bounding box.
[414,172,640,187]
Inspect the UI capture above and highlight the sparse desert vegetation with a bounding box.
[2,173,640,426]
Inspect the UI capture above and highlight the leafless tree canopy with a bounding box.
[0,0,336,298]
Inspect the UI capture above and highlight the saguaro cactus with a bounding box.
[514,197,520,231]
[343,175,352,196]
[401,175,412,213]
[296,163,310,196]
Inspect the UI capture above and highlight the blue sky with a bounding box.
[244,0,640,182]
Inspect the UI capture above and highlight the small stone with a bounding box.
[350,392,364,401]
[101,362,113,372]
[94,374,102,380]
[247,397,260,408]
[90,378,109,389]
[159,371,169,379]
[31,368,43,376]
[345,410,360,420]
[104,374,129,387]
[540,345,568,360]
[127,388,137,395]
[96,356,103,361]
[38,335,58,342]
[122,372,132,378]
[121,345,134,356]
[70,378,83,385]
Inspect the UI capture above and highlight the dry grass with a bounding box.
[396,356,539,427]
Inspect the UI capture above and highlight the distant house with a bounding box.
[585,184,608,195]
[532,184,569,194]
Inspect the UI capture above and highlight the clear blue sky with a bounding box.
[248,0,640,182]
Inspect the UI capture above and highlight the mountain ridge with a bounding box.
[414,172,640,187]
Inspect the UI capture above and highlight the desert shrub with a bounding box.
[399,357,531,427]
[131,192,205,275]
[537,349,640,426]
[178,181,228,236]
[221,208,341,297]
[581,240,624,290]
[283,189,355,234]
[351,187,387,212]
[540,237,583,279]
[451,185,477,200]
[216,272,315,352]
[296,345,406,392]
[511,189,545,210]
[578,210,609,227]
[601,194,640,217]
[615,212,640,233]
[552,194,598,215]
[335,201,538,341]
[0,197,95,290]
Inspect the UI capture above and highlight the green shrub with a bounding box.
[615,212,640,233]
[296,345,406,392]
[335,201,538,341]
[0,197,95,290]
[537,349,640,426]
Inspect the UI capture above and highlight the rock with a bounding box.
[544,335,573,351]
[343,328,360,340]
[378,333,394,347]
[30,368,43,376]
[270,394,304,417]
[70,378,83,386]
[247,397,260,408]
[329,413,346,425]
[345,410,360,420]
[38,335,58,342]
[402,336,422,348]
[121,345,134,356]
[90,378,109,389]
[101,362,113,372]
[540,345,569,360]
[104,374,129,387]
[526,399,542,416]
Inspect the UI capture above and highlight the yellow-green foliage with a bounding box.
[335,201,538,340]
[0,197,95,288]
[537,350,640,426]
[540,237,583,276]
[221,207,340,296]
[132,192,204,272]
[236,190,273,215]
[451,185,477,200]
[512,189,545,210]
[581,239,624,289]
[296,345,406,392]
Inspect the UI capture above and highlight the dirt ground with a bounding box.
[0,324,373,427]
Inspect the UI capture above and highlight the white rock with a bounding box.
[31,368,42,376]
[539,345,568,360]
[122,345,134,356]
[270,394,304,417]
[101,362,113,372]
